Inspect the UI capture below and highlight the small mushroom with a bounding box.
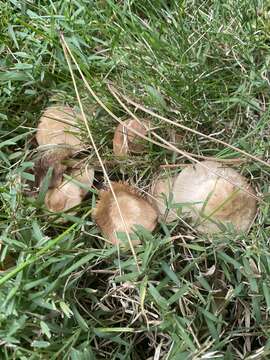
[45,165,94,213]
[35,105,86,188]
[152,161,257,233]
[113,119,149,157]
[93,182,158,245]
[36,105,84,150]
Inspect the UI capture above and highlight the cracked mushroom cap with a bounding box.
[45,165,94,213]
[36,106,84,151]
[113,119,149,157]
[93,182,158,245]
[153,161,257,233]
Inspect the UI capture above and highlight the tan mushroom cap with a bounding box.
[113,119,149,157]
[93,182,158,245]
[171,161,257,233]
[45,165,94,213]
[36,106,84,151]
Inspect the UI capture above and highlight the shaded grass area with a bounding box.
[0,0,270,359]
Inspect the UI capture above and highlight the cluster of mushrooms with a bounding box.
[34,105,258,245]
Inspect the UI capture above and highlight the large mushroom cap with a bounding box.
[171,161,257,233]
[36,106,84,151]
[113,119,149,157]
[45,165,94,213]
[93,182,158,245]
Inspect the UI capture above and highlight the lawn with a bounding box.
[0,0,270,359]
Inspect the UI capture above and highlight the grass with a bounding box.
[0,0,270,359]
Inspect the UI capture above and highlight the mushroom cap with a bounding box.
[93,182,158,245]
[172,161,257,233]
[45,165,94,213]
[113,119,149,157]
[36,106,84,151]
[151,175,177,223]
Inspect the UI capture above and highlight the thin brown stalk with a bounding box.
[160,163,189,169]
[160,158,245,168]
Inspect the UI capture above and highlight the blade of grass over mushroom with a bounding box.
[36,166,53,206]
[60,34,140,272]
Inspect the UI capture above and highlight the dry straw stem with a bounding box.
[113,87,270,170]
[57,38,197,158]
[113,118,241,163]
[160,158,246,168]
[60,34,140,272]
[108,85,260,203]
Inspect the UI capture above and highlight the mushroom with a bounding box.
[45,164,94,213]
[93,182,158,245]
[36,105,84,150]
[35,105,85,188]
[152,161,257,233]
[113,119,149,157]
